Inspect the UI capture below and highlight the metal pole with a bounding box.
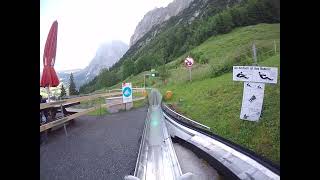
[99,98,102,117]
[63,124,68,137]
[274,40,277,54]
[144,74,146,88]
[189,67,192,82]
[46,86,51,103]
[252,43,257,66]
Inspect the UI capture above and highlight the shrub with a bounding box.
[199,55,209,64]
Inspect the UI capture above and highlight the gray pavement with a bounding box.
[40,107,147,180]
[173,143,222,180]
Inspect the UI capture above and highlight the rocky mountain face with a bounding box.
[58,40,128,88]
[112,0,242,71]
[129,0,194,46]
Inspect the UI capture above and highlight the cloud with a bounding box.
[41,0,173,71]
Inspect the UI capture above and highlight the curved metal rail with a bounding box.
[162,103,210,131]
[162,103,280,180]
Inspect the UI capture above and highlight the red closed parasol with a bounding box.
[41,20,59,87]
[40,20,60,101]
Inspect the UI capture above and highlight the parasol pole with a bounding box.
[46,85,51,103]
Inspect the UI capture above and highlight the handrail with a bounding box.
[162,103,210,130]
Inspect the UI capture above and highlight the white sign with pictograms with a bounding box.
[233,66,278,84]
[233,65,278,122]
[240,82,265,121]
[122,82,132,103]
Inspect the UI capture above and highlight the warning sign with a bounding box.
[184,56,194,67]
[240,82,265,121]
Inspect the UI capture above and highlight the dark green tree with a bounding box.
[68,73,79,95]
[122,59,135,80]
[60,84,66,97]
[96,69,120,89]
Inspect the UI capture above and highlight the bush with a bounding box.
[188,51,209,64]
[210,55,250,78]
[199,55,209,64]
[210,61,233,78]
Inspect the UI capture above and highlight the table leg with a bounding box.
[61,105,68,137]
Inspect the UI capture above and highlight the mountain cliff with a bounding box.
[58,40,128,88]
[129,0,194,46]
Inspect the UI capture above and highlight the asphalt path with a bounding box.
[40,107,147,180]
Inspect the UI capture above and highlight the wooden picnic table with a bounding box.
[40,101,82,143]
[40,101,80,124]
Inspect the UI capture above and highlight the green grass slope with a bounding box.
[164,23,279,85]
[160,54,280,164]
[105,23,279,89]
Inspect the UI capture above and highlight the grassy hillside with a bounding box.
[160,54,280,164]
[107,23,279,89]
[164,23,279,85]
[157,23,280,164]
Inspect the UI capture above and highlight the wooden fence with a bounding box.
[40,89,147,132]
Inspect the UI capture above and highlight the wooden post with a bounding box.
[144,74,146,88]
[252,43,258,66]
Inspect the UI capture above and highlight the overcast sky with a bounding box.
[40,0,173,72]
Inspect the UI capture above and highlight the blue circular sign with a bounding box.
[123,87,132,97]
